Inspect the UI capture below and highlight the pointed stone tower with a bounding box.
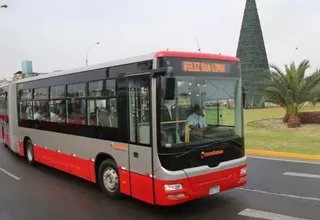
[236,0,270,109]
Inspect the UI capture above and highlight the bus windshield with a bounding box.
[159,76,243,149]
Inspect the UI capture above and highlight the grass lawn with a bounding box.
[204,104,320,155]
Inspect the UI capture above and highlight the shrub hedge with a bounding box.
[283,112,320,124]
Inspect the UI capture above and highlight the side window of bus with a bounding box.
[87,79,117,128]
[33,88,49,121]
[66,83,86,124]
[107,97,117,127]
[87,99,106,126]
[106,80,116,96]
[49,85,66,123]
[105,80,117,128]
[20,101,33,120]
[0,92,4,119]
[19,89,33,120]
[88,80,104,126]
[128,76,150,145]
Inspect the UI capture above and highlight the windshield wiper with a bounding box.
[174,139,240,159]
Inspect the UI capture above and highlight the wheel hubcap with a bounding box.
[103,167,119,192]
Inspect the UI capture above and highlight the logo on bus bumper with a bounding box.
[201,149,224,159]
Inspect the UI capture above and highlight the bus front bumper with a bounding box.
[153,164,247,206]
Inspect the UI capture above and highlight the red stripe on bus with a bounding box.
[20,144,245,206]
[119,169,131,196]
[31,145,132,196]
[154,51,240,62]
[19,141,24,156]
[88,159,96,183]
[29,145,150,201]
[3,132,10,148]
[130,172,154,204]
[33,145,92,181]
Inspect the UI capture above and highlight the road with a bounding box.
[0,144,320,220]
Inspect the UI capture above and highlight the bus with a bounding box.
[0,51,247,206]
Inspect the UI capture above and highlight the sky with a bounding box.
[0,0,319,79]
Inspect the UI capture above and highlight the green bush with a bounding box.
[283,112,320,124]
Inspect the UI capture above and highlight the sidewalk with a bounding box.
[246,149,320,161]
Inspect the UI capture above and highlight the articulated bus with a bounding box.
[0,51,247,206]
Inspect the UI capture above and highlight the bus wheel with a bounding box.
[98,159,121,199]
[25,139,36,166]
[2,127,7,148]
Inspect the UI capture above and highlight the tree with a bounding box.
[258,60,320,128]
[236,0,270,109]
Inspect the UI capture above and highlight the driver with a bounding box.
[187,105,207,133]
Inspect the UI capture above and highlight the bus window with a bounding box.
[49,85,66,123]
[106,80,116,96]
[34,88,49,100]
[49,100,65,123]
[33,100,49,121]
[87,99,106,126]
[67,83,85,98]
[19,100,33,120]
[33,88,49,121]
[88,80,105,125]
[107,98,117,127]
[87,79,117,127]
[20,89,33,100]
[88,80,104,97]
[66,83,86,124]
[87,98,118,128]
[50,85,65,99]
[67,99,86,124]
[18,89,33,120]
[128,75,150,145]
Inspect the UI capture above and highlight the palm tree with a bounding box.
[310,97,320,111]
[258,60,320,128]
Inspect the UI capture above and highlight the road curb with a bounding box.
[246,149,320,161]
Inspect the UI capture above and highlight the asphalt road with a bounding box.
[1,144,320,220]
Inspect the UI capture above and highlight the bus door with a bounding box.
[127,73,154,204]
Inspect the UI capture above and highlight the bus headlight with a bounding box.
[164,184,183,191]
[240,167,247,175]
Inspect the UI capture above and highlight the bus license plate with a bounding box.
[209,186,220,195]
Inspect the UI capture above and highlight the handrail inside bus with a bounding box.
[160,120,186,125]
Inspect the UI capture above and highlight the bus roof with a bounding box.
[0,80,10,89]
[16,50,239,84]
[155,51,239,62]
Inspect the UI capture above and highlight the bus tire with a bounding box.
[98,159,122,199]
[25,139,36,166]
[1,127,7,148]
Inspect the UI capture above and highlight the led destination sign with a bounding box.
[182,61,226,73]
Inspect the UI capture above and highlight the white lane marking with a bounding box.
[237,188,320,202]
[248,156,320,165]
[238,208,309,220]
[283,172,320,179]
[0,167,20,180]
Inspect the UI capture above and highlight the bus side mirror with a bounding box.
[164,77,176,100]
[242,92,246,108]
[152,66,173,78]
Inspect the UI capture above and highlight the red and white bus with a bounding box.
[0,51,247,206]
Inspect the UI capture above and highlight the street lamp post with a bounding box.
[1,4,8,8]
[292,47,298,62]
[86,42,100,66]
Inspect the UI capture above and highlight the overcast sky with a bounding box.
[0,0,319,79]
